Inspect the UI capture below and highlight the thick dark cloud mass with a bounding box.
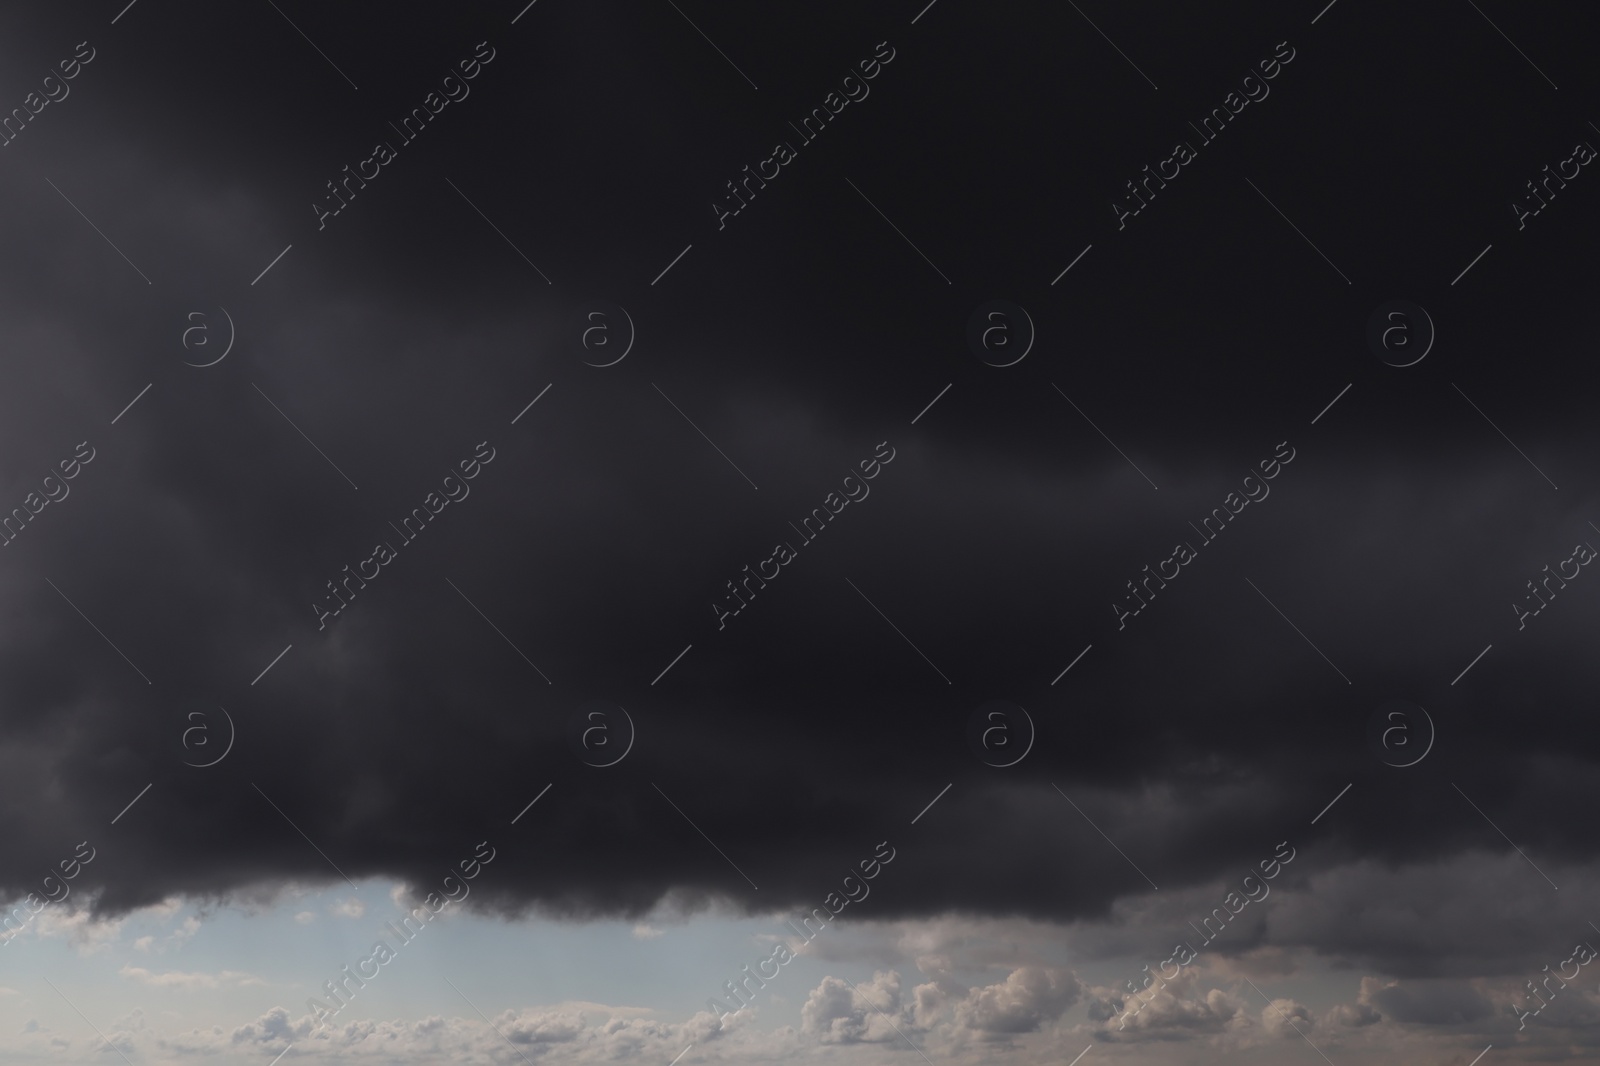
[1,0,1598,991]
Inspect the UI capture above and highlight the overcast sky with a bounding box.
[0,1,1597,1064]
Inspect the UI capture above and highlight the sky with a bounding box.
[0,0,1598,1064]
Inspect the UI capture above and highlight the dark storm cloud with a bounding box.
[0,0,1597,1008]
[1364,979,1494,1026]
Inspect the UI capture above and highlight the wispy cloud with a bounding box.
[329,897,365,919]
[119,965,265,989]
